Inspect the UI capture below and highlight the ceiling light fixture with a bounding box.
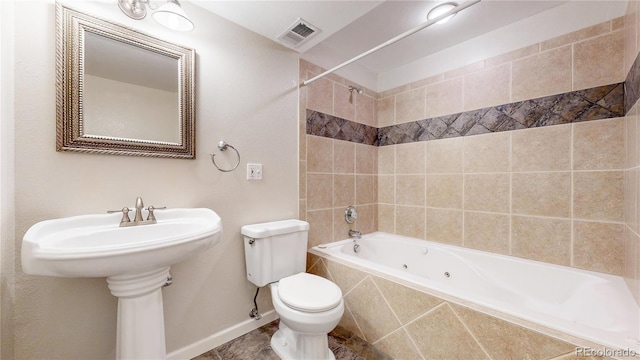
[152,0,194,31]
[427,2,459,24]
[118,0,194,31]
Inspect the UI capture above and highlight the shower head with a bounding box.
[348,86,363,104]
[348,86,364,104]
[349,86,364,95]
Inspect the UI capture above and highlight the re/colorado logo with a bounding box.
[575,347,638,357]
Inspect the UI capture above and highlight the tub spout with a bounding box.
[349,230,361,253]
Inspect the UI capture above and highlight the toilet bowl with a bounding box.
[241,220,344,360]
[270,273,344,360]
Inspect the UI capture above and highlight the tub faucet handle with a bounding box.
[345,206,358,224]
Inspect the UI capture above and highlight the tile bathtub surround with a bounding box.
[307,254,600,360]
[303,137,378,247]
[378,118,626,275]
[302,109,626,273]
[295,16,633,360]
[302,115,627,274]
[623,79,640,305]
[300,60,379,245]
[301,15,630,283]
[624,0,640,306]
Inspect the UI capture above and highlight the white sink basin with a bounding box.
[22,208,223,278]
[22,206,223,359]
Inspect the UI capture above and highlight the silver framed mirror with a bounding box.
[56,3,196,159]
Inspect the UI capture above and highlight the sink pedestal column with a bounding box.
[107,267,172,360]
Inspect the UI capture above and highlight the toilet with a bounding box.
[241,219,344,360]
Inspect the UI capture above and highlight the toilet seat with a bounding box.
[278,273,342,313]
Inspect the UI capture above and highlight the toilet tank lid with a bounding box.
[241,219,309,239]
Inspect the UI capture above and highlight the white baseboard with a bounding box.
[166,310,279,360]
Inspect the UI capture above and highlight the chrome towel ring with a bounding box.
[210,140,240,172]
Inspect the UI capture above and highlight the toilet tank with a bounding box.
[241,219,309,287]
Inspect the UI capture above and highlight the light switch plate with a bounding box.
[247,163,263,180]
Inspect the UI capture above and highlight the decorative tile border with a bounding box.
[625,50,640,113]
[306,83,624,147]
[306,110,378,146]
[378,83,623,146]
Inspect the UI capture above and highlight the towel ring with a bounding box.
[210,141,240,172]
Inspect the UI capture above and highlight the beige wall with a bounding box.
[624,1,640,306]
[301,17,627,276]
[4,1,299,359]
[0,1,16,359]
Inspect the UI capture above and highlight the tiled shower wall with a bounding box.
[299,13,637,357]
[376,18,624,125]
[378,120,625,274]
[373,16,628,277]
[301,17,629,277]
[299,60,379,246]
[624,1,640,306]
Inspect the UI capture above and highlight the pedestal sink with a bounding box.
[21,207,223,360]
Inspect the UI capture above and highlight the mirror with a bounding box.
[56,3,196,158]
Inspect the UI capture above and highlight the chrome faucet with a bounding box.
[349,229,361,253]
[108,197,165,227]
[134,197,145,223]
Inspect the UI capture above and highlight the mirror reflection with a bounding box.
[83,31,180,144]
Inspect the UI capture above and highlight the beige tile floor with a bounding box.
[192,320,391,360]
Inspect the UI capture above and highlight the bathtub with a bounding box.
[309,232,640,353]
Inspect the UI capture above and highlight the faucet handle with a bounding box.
[145,206,167,222]
[107,207,131,224]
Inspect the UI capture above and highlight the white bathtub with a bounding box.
[310,232,640,352]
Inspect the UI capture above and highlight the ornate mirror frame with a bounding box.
[56,3,196,159]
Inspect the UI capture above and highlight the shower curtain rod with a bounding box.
[300,0,481,88]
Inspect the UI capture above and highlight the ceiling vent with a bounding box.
[277,18,321,48]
